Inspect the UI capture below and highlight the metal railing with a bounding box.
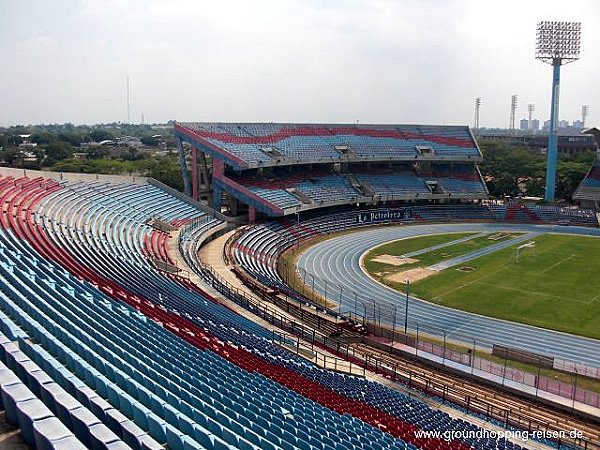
[191,251,598,450]
[271,330,365,377]
[288,264,600,409]
[174,214,600,450]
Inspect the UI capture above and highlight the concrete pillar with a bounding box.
[176,138,191,196]
[230,197,239,216]
[191,146,199,201]
[213,184,222,212]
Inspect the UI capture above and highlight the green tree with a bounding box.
[4,134,23,146]
[556,160,590,201]
[126,147,140,161]
[0,148,21,165]
[479,140,595,200]
[479,140,546,197]
[58,132,86,146]
[86,146,110,159]
[146,157,184,190]
[44,141,74,165]
[523,176,545,197]
[50,159,90,173]
[33,148,45,165]
[90,130,114,142]
[569,151,597,165]
[31,132,55,145]
[141,136,160,147]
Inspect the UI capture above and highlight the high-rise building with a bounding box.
[519,118,540,133]
[543,120,551,132]
[520,118,529,131]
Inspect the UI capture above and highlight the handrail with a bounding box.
[190,244,600,448]
[220,216,600,449]
[270,329,365,377]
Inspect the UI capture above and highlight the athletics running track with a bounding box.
[298,223,600,367]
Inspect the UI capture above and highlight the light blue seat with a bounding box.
[2,382,36,425]
[33,416,86,450]
[16,398,54,446]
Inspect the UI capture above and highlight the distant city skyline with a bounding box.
[1,0,599,128]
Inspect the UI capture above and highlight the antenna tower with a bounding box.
[126,75,131,124]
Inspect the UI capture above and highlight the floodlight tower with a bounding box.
[582,105,589,128]
[509,95,518,133]
[527,104,536,130]
[474,97,481,129]
[536,21,581,201]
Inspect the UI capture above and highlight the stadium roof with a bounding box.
[583,127,600,148]
[175,122,482,170]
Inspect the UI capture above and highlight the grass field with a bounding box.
[364,232,521,280]
[364,233,600,339]
[363,232,474,276]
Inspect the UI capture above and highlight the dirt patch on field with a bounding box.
[385,267,437,283]
[457,266,477,272]
[372,254,419,266]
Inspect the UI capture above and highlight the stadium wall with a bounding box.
[0,167,148,184]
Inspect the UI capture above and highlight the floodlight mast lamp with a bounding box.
[535,21,581,201]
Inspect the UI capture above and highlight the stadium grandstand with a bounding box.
[0,113,599,450]
[573,127,600,209]
[574,161,600,208]
[0,170,540,450]
[174,122,488,219]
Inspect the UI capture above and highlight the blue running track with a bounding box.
[298,223,600,367]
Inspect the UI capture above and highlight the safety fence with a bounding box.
[418,340,599,409]
[290,264,600,409]
[188,252,597,450]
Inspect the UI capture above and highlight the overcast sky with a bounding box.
[1,0,598,128]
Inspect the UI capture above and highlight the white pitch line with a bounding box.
[587,292,600,305]
[299,223,600,365]
[539,254,576,274]
[472,280,594,305]
[428,260,512,299]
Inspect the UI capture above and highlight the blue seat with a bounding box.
[2,382,36,425]
[16,398,54,446]
[33,417,86,450]
[0,178,529,450]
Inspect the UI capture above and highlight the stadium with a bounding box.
[0,119,598,450]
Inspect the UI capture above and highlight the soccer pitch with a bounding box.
[365,233,600,339]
